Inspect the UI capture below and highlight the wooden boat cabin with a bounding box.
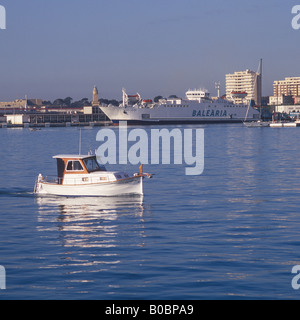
[53,154,128,185]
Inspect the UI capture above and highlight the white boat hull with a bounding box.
[35,176,143,197]
[243,121,270,127]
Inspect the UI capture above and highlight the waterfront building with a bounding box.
[273,77,300,97]
[0,87,108,127]
[226,69,262,105]
[0,98,43,113]
[274,105,300,115]
[269,94,294,106]
[0,99,27,109]
[268,77,300,106]
[5,114,30,125]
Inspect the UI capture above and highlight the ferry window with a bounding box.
[66,160,84,171]
[83,157,100,172]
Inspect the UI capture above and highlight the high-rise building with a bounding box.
[273,77,300,97]
[226,69,262,105]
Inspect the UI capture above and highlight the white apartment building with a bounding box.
[226,69,262,105]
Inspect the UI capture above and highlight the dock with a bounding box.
[269,121,300,128]
[1,121,112,129]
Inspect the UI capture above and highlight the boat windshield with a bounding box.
[83,157,103,172]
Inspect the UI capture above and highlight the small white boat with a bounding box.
[34,154,153,196]
[243,120,269,127]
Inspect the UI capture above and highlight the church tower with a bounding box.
[92,86,99,106]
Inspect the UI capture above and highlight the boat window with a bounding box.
[66,160,84,171]
[83,157,101,172]
[56,159,65,183]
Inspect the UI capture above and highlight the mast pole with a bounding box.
[79,129,82,155]
[259,58,262,117]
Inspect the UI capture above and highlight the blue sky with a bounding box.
[0,0,299,101]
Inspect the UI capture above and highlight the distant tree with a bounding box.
[71,98,91,108]
[53,98,65,106]
[100,98,120,106]
[70,100,80,108]
[63,97,73,107]
[154,96,163,103]
[168,95,178,99]
[110,99,120,106]
[81,98,91,106]
[42,100,52,105]
[99,98,109,105]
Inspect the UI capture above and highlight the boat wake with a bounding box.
[0,188,34,197]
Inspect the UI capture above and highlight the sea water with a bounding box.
[1,124,300,300]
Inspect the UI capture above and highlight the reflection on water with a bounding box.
[36,195,145,249]
[36,195,144,216]
[34,195,147,291]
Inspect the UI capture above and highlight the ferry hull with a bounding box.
[35,176,143,197]
[111,118,245,125]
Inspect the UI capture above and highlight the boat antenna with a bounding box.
[79,128,82,155]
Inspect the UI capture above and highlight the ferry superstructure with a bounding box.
[100,88,260,125]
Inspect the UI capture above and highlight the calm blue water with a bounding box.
[1,124,300,300]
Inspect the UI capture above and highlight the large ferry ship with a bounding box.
[100,88,260,125]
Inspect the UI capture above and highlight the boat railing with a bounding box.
[62,176,114,185]
[43,176,63,184]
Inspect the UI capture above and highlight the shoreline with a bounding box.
[0,121,112,129]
